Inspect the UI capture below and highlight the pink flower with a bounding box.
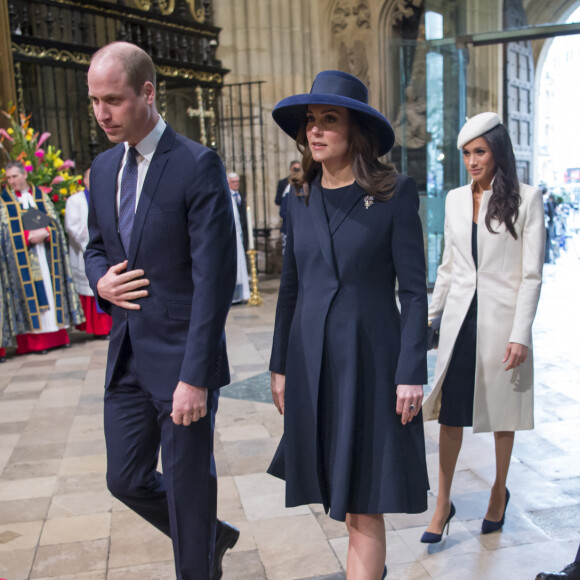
[39,185,52,194]
[37,132,51,147]
[51,175,64,184]
[24,164,33,172]
[35,149,45,159]
[59,159,75,171]
[0,128,13,141]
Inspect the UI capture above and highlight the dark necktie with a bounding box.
[234,191,241,205]
[119,147,138,254]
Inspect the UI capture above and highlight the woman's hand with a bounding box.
[396,384,423,425]
[503,342,528,370]
[271,372,285,415]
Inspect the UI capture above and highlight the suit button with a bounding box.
[124,312,128,319]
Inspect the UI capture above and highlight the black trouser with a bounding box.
[104,337,219,579]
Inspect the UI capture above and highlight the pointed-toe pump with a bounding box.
[381,564,387,579]
[481,488,510,534]
[420,502,456,544]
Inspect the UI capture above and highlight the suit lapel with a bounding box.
[309,180,337,276]
[127,126,175,268]
[328,181,365,236]
[106,146,124,254]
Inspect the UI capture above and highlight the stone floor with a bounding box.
[1,238,580,579]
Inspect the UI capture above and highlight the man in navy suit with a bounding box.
[85,41,238,580]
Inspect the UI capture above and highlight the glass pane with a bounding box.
[388,35,466,285]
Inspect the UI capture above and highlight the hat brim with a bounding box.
[272,93,395,157]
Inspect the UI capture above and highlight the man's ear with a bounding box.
[143,81,156,105]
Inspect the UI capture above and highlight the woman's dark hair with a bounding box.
[294,109,398,202]
[481,124,520,239]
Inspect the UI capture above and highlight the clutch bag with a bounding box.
[21,208,52,230]
[427,315,442,350]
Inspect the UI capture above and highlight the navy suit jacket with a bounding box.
[85,124,237,399]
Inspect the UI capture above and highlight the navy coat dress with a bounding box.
[268,173,430,522]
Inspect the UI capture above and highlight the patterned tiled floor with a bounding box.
[1,241,579,579]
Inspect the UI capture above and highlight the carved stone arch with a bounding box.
[531,0,580,183]
[328,0,373,90]
[377,0,424,122]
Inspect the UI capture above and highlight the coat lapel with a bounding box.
[457,184,477,270]
[127,126,175,268]
[328,181,365,236]
[309,180,338,276]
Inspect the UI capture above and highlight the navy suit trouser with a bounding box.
[104,335,219,580]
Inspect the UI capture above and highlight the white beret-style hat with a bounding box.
[457,112,502,150]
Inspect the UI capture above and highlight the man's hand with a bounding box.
[171,381,208,425]
[396,384,424,425]
[503,342,528,371]
[271,372,285,415]
[28,228,49,245]
[97,260,149,310]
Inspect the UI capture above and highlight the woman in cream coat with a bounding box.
[421,113,545,543]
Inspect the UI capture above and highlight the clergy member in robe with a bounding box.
[1,161,84,354]
[227,172,250,304]
[65,168,112,338]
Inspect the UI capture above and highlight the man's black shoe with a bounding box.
[536,562,580,579]
[211,520,240,580]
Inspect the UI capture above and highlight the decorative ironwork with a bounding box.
[132,0,205,24]
[12,42,92,65]
[9,0,225,170]
[14,62,25,117]
[156,65,222,84]
[186,86,215,147]
[158,79,167,119]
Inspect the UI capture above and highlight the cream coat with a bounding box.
[423,182,545,432]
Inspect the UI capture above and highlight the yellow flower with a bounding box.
[54,158,63,169]
[59,188,67,195]
[7,128,13,135]
[25,134,32,141]
[61,209,66,215]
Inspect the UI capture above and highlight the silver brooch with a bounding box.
[364,195,374,210]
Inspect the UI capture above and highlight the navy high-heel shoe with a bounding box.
[381,564,387,579]
[482,488,510,534]
[420,502,456,544]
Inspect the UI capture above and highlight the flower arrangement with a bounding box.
[0,107,84,220]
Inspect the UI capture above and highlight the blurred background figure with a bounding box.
[65,168,112,338]
[275,160,301,256]
[227,172,250,304]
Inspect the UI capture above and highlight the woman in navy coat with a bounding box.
[268,70,429,579]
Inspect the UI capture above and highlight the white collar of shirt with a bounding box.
[16,187,36,210]
[117,116,167,212]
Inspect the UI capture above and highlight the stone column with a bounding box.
[214,0,326,229]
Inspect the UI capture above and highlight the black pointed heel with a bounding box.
[381,564,387,578]
[420,502,456,544]
[482,488,510,534]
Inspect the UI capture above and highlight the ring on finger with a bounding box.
[409,404,415,411]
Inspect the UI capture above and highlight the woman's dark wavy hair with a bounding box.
[292,109,398,201]
[480,124,520,240]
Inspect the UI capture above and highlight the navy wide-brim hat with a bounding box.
[272,70,395,157]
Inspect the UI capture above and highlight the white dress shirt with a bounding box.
[116,115,167,213]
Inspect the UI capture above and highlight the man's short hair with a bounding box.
[227,172,239,180]
[91,42,156,95]
[290,160,300,167]
[6,160,26,174]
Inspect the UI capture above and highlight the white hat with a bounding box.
[457,112,502,150]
